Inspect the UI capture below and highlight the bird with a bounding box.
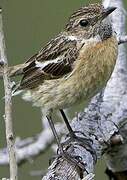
[13,3,118,168]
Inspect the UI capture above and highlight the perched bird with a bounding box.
[14,3,118,166]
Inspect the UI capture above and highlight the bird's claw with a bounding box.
[57,149,87,172]
[63,131,97,163]
[49,144,87,172]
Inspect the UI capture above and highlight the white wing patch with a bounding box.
[35,56,63,69]
[67,35,78,41]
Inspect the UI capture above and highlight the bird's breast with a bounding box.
[65,35,118,103]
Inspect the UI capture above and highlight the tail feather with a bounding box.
[11,84,23,96]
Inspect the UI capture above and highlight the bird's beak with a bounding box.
[102,7,117,19]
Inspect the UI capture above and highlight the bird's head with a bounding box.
[65,3,116,41]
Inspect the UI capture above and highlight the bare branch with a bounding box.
[118,35,127,45]
[0,9,18,180]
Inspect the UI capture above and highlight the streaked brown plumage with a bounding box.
[20,35,79,89]
[14,3,118,125]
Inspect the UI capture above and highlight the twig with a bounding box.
[0,9,18,180]
[118,35,127,45]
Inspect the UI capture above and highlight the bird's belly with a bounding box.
[22,79,79,110]
[22,73,106,112]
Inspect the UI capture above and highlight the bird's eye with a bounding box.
[79,19,89,27]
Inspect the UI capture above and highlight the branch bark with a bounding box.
[0,9,18,180]
[118,35,127,45]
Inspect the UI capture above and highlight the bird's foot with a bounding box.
[62,131,97,163]
[49,145,86,171]
[59,109,97,162]
[57,144,87,172]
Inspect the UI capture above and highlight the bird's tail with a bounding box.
[11,83,23,96]
[1,62,31,95]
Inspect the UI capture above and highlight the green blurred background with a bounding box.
[0,0,126,179]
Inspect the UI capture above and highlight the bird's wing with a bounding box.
[19,34,79,89]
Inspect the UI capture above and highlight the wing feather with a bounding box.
[19,34,79,89]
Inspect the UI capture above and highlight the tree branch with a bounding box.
[118,35,127,45]
[0,9,18,180]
